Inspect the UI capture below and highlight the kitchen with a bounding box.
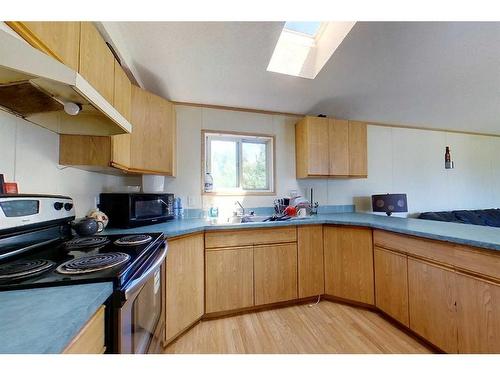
[1,1,500,373]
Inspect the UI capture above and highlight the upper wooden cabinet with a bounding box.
[111,61,132,169]
[324,226,374,304]
[7,22,81,71]
[59,85,177,176]
[79,22,115,104]
[126,85,176,175]
[295,116,367,178]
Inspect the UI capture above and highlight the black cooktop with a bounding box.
[0,232,164,291]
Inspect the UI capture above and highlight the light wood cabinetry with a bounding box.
[205,227,296,249]
[295,116,368,178]
[408,258,458,353]
[324,226,374,304]
[328,118,349,175]
[128,85,176,175]
[110,60,132,169]
[205,246,254,313]
[295,116,330,177]
[348,121,368,176]
[254,243,298,305]
[59,84,177,175]
[62,305,105,354]
[165,234,204,343]
[79,22,115,105]
[456,273,500,353]
[7,21,81,71]
[374,247,409,326]
[297,225,324,298]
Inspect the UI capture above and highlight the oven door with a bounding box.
[118,243,167,354]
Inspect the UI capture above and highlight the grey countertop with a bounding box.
[0,282,113,354]
[103,212,500,252]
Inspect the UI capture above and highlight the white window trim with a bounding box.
[202,130,275,195]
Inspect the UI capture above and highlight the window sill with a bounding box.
[202,191,276,197]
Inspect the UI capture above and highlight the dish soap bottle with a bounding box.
[204,172,214,192]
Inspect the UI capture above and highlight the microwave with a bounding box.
[99,193,174,228]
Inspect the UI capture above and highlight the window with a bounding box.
[203,131,275,194]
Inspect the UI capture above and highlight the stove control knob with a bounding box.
[64,203,74,211]
[54,202,64,210]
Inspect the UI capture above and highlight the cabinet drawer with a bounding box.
[205,227,296,249]
[63,305,105,354]
[374,230,500,281]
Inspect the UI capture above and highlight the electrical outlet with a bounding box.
[187,195,199,207]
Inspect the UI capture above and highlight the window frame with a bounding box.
[202,130,276,196]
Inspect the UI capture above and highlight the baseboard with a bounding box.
[202,296,319,320]
[163,318,202,348]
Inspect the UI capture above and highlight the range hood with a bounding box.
[0,28,131,136]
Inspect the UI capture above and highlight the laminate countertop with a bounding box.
[0,282,113,354]
[103,212,500,252]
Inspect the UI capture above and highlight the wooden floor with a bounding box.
[164,301,433,354]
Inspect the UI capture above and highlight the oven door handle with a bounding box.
[123,243,167,300]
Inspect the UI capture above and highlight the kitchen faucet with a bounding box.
[235,200,245,216]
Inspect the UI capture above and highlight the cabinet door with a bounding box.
[63,305,105,354]
[8,22,81,71]
[205,247,254,313]
[165,234,204,343]
[348,121,367,177]
[254,243,298,305]
[79,22,115,104]
[324,226,374,304]
[297,225,324,298]
[111,60,132,169]
[374,247,409,326]
[457,273,500,353]
[295,117,329,177]
[328,119,349,176]
[130,85,176,175]
[408,258,457,353]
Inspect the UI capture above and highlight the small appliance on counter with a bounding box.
[372,193,408,216]
[0,194,167,354]
[99,193,174,228]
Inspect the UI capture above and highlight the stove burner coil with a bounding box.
[64,236,110,250]
[0,259,56,280]
[56,252,130,275]
[114,235,153,247]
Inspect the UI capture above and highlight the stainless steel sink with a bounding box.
[227,215,271,223]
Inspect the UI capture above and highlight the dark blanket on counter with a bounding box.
[419,208,500,228]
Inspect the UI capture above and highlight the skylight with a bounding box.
[284,22,322,37]
[267,21,356,79]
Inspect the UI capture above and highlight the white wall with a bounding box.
[0,110,139,218]
[167,105,500,217]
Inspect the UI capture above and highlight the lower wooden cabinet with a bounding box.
[63,305,105,354]
[254,243,298,305]
[457,272,500,353]
[374,247,409,326]
[297,225,324,298]
[205,247,254,313]
[408,258,458,353]
[165,234,204,343]
[324,226,374,304]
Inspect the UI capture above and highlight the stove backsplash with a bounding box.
[0,111,141,218]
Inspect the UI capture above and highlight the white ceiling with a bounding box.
[108,22,500,135]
